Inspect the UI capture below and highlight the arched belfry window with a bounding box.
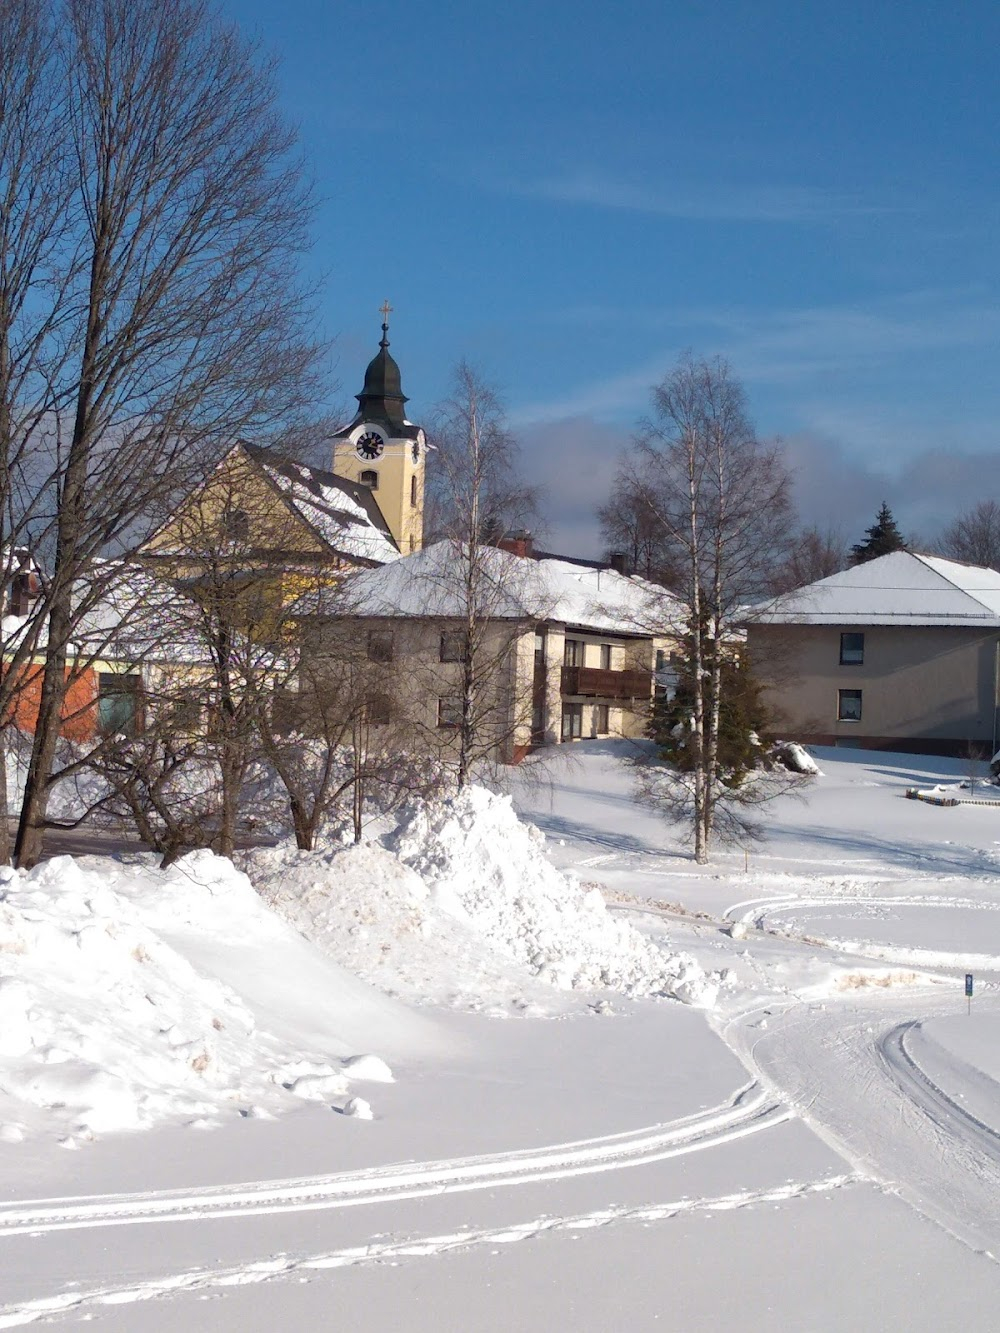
[410,474,417,507]
[360,469,379,490]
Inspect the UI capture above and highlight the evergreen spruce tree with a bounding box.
[650,621,773,790]
[850,502,907,565]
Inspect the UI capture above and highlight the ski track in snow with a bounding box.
[724,889,1000,972]
[0,1175,860,1328]
[879,1021,1000,1160]
[0,1080,789,1237]
[721,992,1000,1258]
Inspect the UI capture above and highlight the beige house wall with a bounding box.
[309,615,658,763]
[309,616,532,763]
[749,623,1000,752]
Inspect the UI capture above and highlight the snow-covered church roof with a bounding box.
[244,445,400,567]
[754,551,1000,627]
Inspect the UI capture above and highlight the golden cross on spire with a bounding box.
[379,299,393,328]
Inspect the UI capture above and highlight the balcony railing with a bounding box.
[560,665,651,700]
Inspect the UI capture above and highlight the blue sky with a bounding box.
[221,0,1000,554]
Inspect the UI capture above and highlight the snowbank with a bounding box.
[388,786,720,1005]
[775,741,823,776]
[247,788,722,1011]
[0,851,433,1144]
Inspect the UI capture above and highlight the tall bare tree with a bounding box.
[426,361,539,786]
[12,0,320,866]
[937,500,1000,570]
[634,355,794,862]
[0,1,78,860]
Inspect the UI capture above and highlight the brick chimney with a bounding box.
[608,550,630,575]
[498,530,534,558]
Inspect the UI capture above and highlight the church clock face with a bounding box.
[356,430,384,460]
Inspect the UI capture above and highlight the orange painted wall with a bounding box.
[6,663,98,742]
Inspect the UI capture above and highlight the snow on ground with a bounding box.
[0,777,725,1146]
[246,786,722,1012]
[0,850,442,1146]
[8,739,1000,1328]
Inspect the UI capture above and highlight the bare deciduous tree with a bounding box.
[597,457,681,586]
[632,354,795,863]
[11,0,321,866]
[0,1,76,860]
[771,525,848,593]
[937,500,1000,570]
[426,362,540,786]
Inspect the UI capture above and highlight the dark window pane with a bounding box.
[840,632,865,665]
[98,673,142,736]
[838,688,862,722]
[368,632,393,663]
[438,696,462,728]
[440,631,465,662]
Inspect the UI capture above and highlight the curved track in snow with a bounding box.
[0,1080,790,1237]
[723,890,1000,971]
[0,1176,859,1329]
[722,997,1000,1255]
[878,1020,1000,1159]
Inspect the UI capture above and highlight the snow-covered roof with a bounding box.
[753,551,1000,627]
[245,446,400,567]
[335,540,683,637]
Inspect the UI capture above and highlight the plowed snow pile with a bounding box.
[391,787,719,1003]
[0,851,434,1144]
[249,786,721,1010]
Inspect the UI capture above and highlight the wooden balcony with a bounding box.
[560,665,651,700]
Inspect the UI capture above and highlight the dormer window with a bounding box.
[360,470,379,490]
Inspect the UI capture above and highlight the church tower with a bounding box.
[332,304,426,554]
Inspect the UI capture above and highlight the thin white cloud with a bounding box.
[511,172,899,224]
[512,290,1000,422]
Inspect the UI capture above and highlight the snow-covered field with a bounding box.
[3,742,1000,1328]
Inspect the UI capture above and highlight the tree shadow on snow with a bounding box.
[527,809,668,858]
[766,822,998,878]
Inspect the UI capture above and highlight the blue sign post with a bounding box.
[966,972,974,1015]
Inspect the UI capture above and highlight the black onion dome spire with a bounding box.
[355,306,408,432]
